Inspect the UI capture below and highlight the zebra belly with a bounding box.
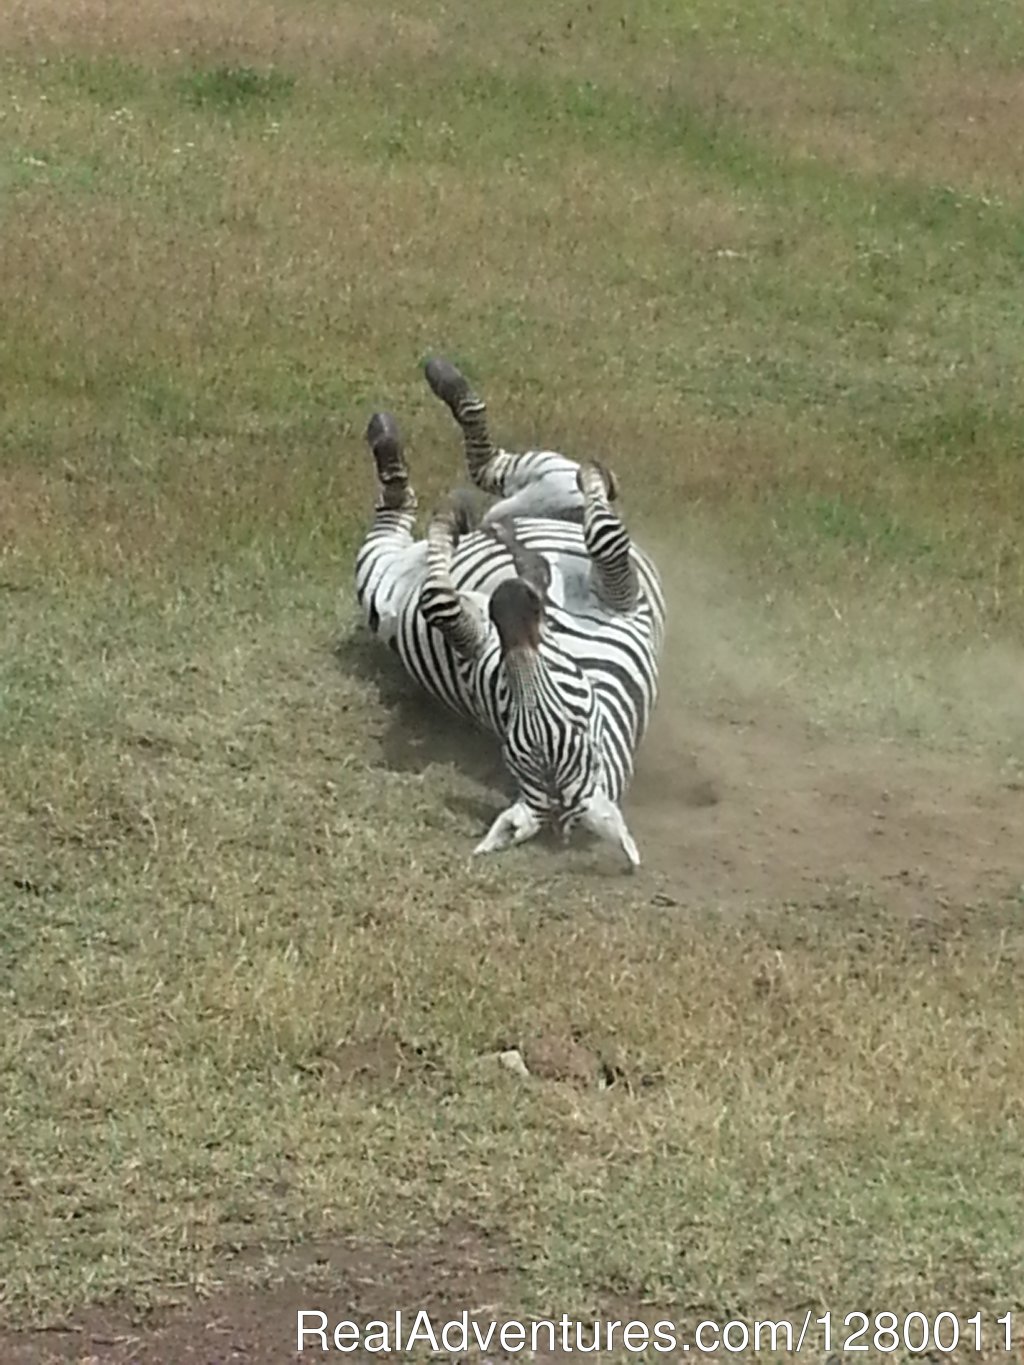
[446,518,664,631]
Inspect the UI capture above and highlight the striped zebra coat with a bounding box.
[353,359,666,867]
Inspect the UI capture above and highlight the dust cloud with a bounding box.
[626,535,1024,909]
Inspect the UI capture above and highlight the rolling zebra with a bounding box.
[354,357,666,868]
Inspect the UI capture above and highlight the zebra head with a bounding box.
[475,576,642,871]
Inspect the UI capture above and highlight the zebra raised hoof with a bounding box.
[354,367,666,869]
[365,411,413,511]
[424,354,593,526]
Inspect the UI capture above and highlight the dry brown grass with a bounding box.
[651,56,1024,197]
[2,0,1024,1353]
[0,0,421,66]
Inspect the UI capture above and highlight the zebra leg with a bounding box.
[367,411,416,516]
[355,413,421,639]
[578,790,641,870]
[474,800,542,856]
[577,460,640,614]
[424,355,586,523]
[423,357,497,490]
[418,497,490,661]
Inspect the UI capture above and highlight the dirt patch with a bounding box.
[629,694,1023,913]
[0,1224,520,1365]
[301,1031,445,1090]
[518,1031,603,1087]
[347,593,1023,914]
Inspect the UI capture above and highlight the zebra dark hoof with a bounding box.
[577,460,619,503]
[424,356,473,413]
[366,410,407,478]
[366,410,402,464]
[366,412,411,509]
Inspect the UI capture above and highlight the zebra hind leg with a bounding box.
[424,355,586,524]
[577,460,639,614]
[423,356,499,492]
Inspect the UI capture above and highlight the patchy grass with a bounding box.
[2,0,1024,1350]
[176,64,296,113]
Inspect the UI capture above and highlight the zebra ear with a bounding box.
[521,545,552,601]
[486,518,552,602]
[578,791,641,870]
[576,460,619,502]
[473,801,542,855]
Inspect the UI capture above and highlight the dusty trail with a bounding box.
[628,695,1022,912]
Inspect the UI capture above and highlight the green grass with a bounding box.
[2,0,1024,1351]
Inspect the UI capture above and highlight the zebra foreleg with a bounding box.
[473,800,542,856]
[423,355,586,524]
[418,499,491,661]
[366,412,417,517]
[355,413,422,640]
[577,460,640,615]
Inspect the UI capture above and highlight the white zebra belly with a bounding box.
[447,518,661,624]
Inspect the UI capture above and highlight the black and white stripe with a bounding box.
[352,360,666,867]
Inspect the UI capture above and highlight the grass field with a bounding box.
[2,1,1024,1359]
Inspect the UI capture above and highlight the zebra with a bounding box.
[354,357,666,868]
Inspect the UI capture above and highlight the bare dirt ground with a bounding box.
[0,1223,517,1364]
[4,673,1021,1363]
[630,700,1022,914]
[363,619,1023,915]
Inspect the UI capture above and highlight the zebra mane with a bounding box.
[483,517,552,603]
[446,487,484,547]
